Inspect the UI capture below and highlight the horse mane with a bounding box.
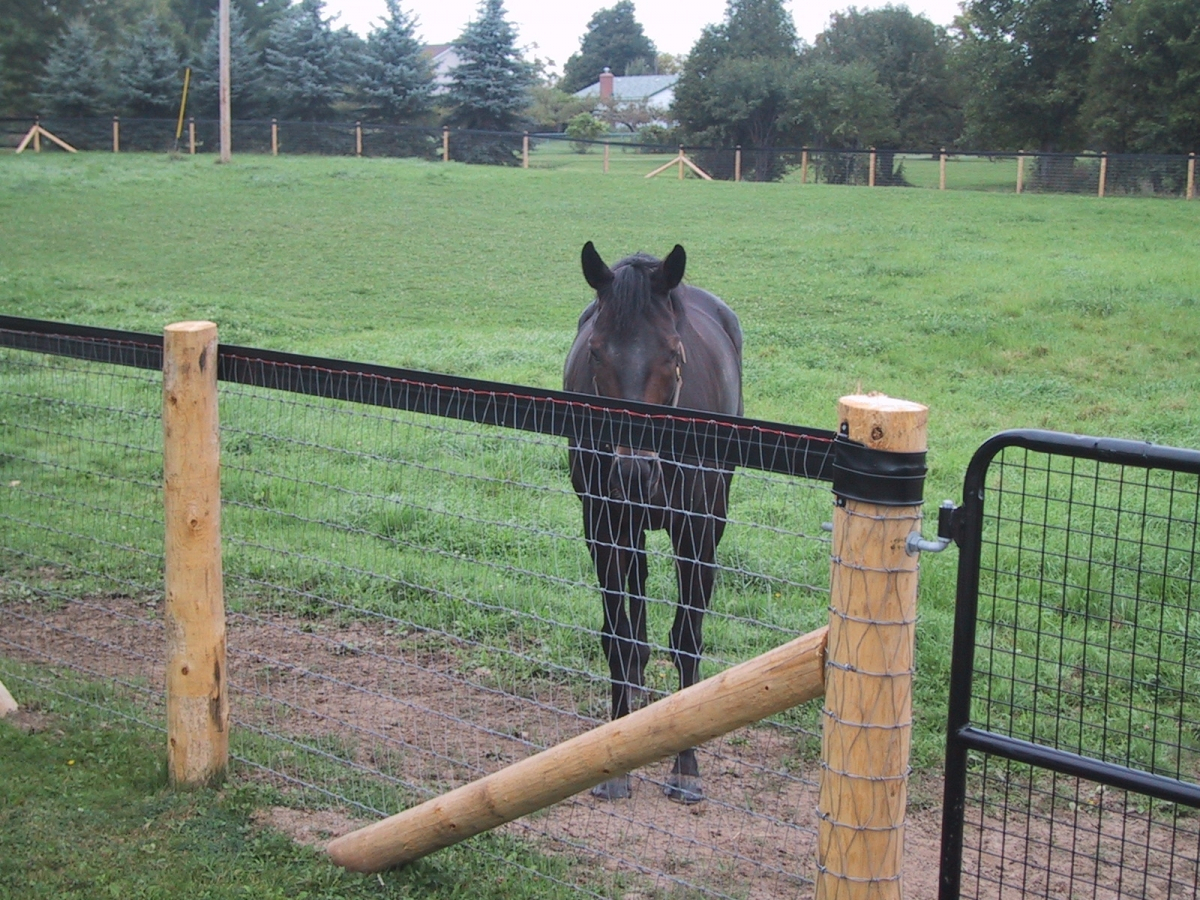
[606,253,670,331]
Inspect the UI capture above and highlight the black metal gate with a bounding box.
[939,430,1200,899]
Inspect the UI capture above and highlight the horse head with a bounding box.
[579,241,688,506]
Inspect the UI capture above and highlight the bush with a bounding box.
[565,113,605,153]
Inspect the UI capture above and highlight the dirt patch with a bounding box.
[0,591,947,898]
[1,706,56,735]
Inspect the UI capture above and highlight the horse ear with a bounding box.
[656,244,686,293]
[581,241,613,292]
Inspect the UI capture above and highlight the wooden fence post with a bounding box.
[868,147,877,187]
[33,118,41,153]
[163,321,228,789]
[735,145,742,182]
[442,127,450,162]
[603,141,610,174]
[1098,152,1108,198]
[1016,152,1025,194]
[522,132,529,169]
[939,148,947,190]
[188,118,196,155]
[271,119,278,156]
[678,145,685,180]
[816,394,927,900]
[356,121,362,157]
[801,147,809,184]
[1187,152,1195,200]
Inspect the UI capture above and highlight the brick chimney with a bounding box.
[599,67,614,100]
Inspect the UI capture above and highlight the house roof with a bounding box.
[574,74,679,103]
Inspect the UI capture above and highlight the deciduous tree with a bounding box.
[560,1,657,93]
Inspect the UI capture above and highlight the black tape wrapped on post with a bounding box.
[831,431,927,506]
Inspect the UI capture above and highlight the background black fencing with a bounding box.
[0,317,839,899]
[940,430,1200,899]
[3,116,1194,199]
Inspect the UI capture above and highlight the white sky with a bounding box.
[323,0,966,75]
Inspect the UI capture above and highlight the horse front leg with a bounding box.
[665,499,726,804]
[590,504,642,800]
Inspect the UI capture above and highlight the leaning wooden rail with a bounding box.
[327,625,828,872]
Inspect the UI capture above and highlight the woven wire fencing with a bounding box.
[942,434,1200,899]
[0,323,837,899]
[4,115,1195,200]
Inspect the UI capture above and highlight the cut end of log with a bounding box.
[0,680,19,717]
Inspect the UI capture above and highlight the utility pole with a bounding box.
[218,0,231,162]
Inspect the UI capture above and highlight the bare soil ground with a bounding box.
[14,589,1184,900]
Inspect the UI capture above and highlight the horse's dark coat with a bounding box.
[563,242,743,803]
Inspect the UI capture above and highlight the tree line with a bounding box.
[2,0,1197,173]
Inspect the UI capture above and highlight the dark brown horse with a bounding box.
[564,242,743,803]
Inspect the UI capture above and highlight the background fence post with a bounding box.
[816,393,927,900]
[33,117,41,153]
[442,127,449,162]
[801,147,809,184]
[939,148,947,190]
[522,132,529,169]
[271,119,278,156]
[188,117,195,155]
[355,121,362,157]
[1188,152,1195,200]
[1016,152,1025,194]
[603,141,609,174]
[163,320,228,789]
[869,147,876,187]
[735,145,742,182]
[1098,152,1108,198]
[678,145,685,180]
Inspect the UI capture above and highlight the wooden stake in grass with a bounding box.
[869,147,877,187]
[442,127,450,163]
[271,119,278,156]
[113,117,120,153]
[328,625,828,872]
[1187,152,1194,201]
[735,145,742,182]
[816,394,927,900]
[1016,152,1025,194]
[1098,152,1108,198]
[163,321,228,789]
[15,122,76,155]
[356,121,363,157]
[522,132,529,169]
[801,147,809,184]
[189,118,196,155]
[645,146,713,181]
[939,148,947,191]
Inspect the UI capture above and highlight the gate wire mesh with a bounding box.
[0,326,838,899]
[942,433,1200,899]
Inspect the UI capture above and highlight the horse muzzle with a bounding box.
[608,448,665,507]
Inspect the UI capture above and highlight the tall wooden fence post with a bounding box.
[1016,152,1025,194]
[1098,152,1108,198]
[356,121,363,157]
[188,117,196,155]
[603,141,610,174]
[1187,152,1195,200]
[271,119,278,156]
[868,147,877,187]
[734,145,742,182]
[801,147,809,184]
[816,394,927,900]
[33,118,41,153]
[678,145,685,180]
[522,131,529,169]
[939,148,947,190]
[442,127,450,162]
[163,321,228,789]
[113,117,120,153]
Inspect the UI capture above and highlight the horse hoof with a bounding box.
[591,775,632,800]
[664,774,704,804]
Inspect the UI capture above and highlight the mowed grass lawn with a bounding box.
[1,151,1198,896]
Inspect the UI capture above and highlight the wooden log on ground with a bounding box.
[327,624,828,872]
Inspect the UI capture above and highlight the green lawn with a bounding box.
[2,150,1198,895]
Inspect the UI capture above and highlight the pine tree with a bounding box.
[115,15,183,117]
[560,1,657,93]
[445,0,533,133]
[262,0,349,120]
[192,4,264,119]
[359,0,434,123]
[35,18,111,117]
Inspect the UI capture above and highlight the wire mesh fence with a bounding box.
[0,322,840,898]
[941,432,1200,899]
[4,116,1195,200]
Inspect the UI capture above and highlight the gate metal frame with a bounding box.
[938,428,1200,899]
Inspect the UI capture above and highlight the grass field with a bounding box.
[2,150,1199,897]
